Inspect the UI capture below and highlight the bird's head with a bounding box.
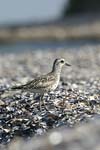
[52,58,71,72]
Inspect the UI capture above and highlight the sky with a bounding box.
[0,0,68,25]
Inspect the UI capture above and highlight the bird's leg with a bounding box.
[33,93,36,99]
[39,94,49,111]
[42,94,49,111]
[39,94,43,111]
[30,93,36,105]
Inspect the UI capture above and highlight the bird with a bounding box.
[11,58,71,110]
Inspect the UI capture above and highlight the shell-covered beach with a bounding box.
[0,45,100,149]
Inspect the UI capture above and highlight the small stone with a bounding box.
[0,100,5,106]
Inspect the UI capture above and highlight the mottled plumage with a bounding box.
[12,73,57,93]
[12,58,71,110]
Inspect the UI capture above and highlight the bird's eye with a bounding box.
[60,60,64,63]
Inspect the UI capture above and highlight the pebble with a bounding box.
[0,47,100,145]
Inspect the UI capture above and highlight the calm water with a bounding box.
[0,40,100,53]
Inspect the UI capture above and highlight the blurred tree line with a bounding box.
[63,0,100,16]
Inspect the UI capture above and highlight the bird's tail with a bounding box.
[11,85,23,90]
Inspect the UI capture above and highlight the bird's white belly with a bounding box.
[30,88,45,94]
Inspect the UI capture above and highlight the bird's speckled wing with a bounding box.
[24,74,56,89]
[12,73,56,90]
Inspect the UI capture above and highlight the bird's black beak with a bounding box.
[65,63,71,66]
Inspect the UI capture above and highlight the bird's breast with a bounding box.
[50,77,60,91]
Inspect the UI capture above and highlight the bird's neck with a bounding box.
[51,66,62,77]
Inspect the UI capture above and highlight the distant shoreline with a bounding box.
[0,14,100,43]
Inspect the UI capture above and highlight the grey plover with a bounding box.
[12,58,71,110]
